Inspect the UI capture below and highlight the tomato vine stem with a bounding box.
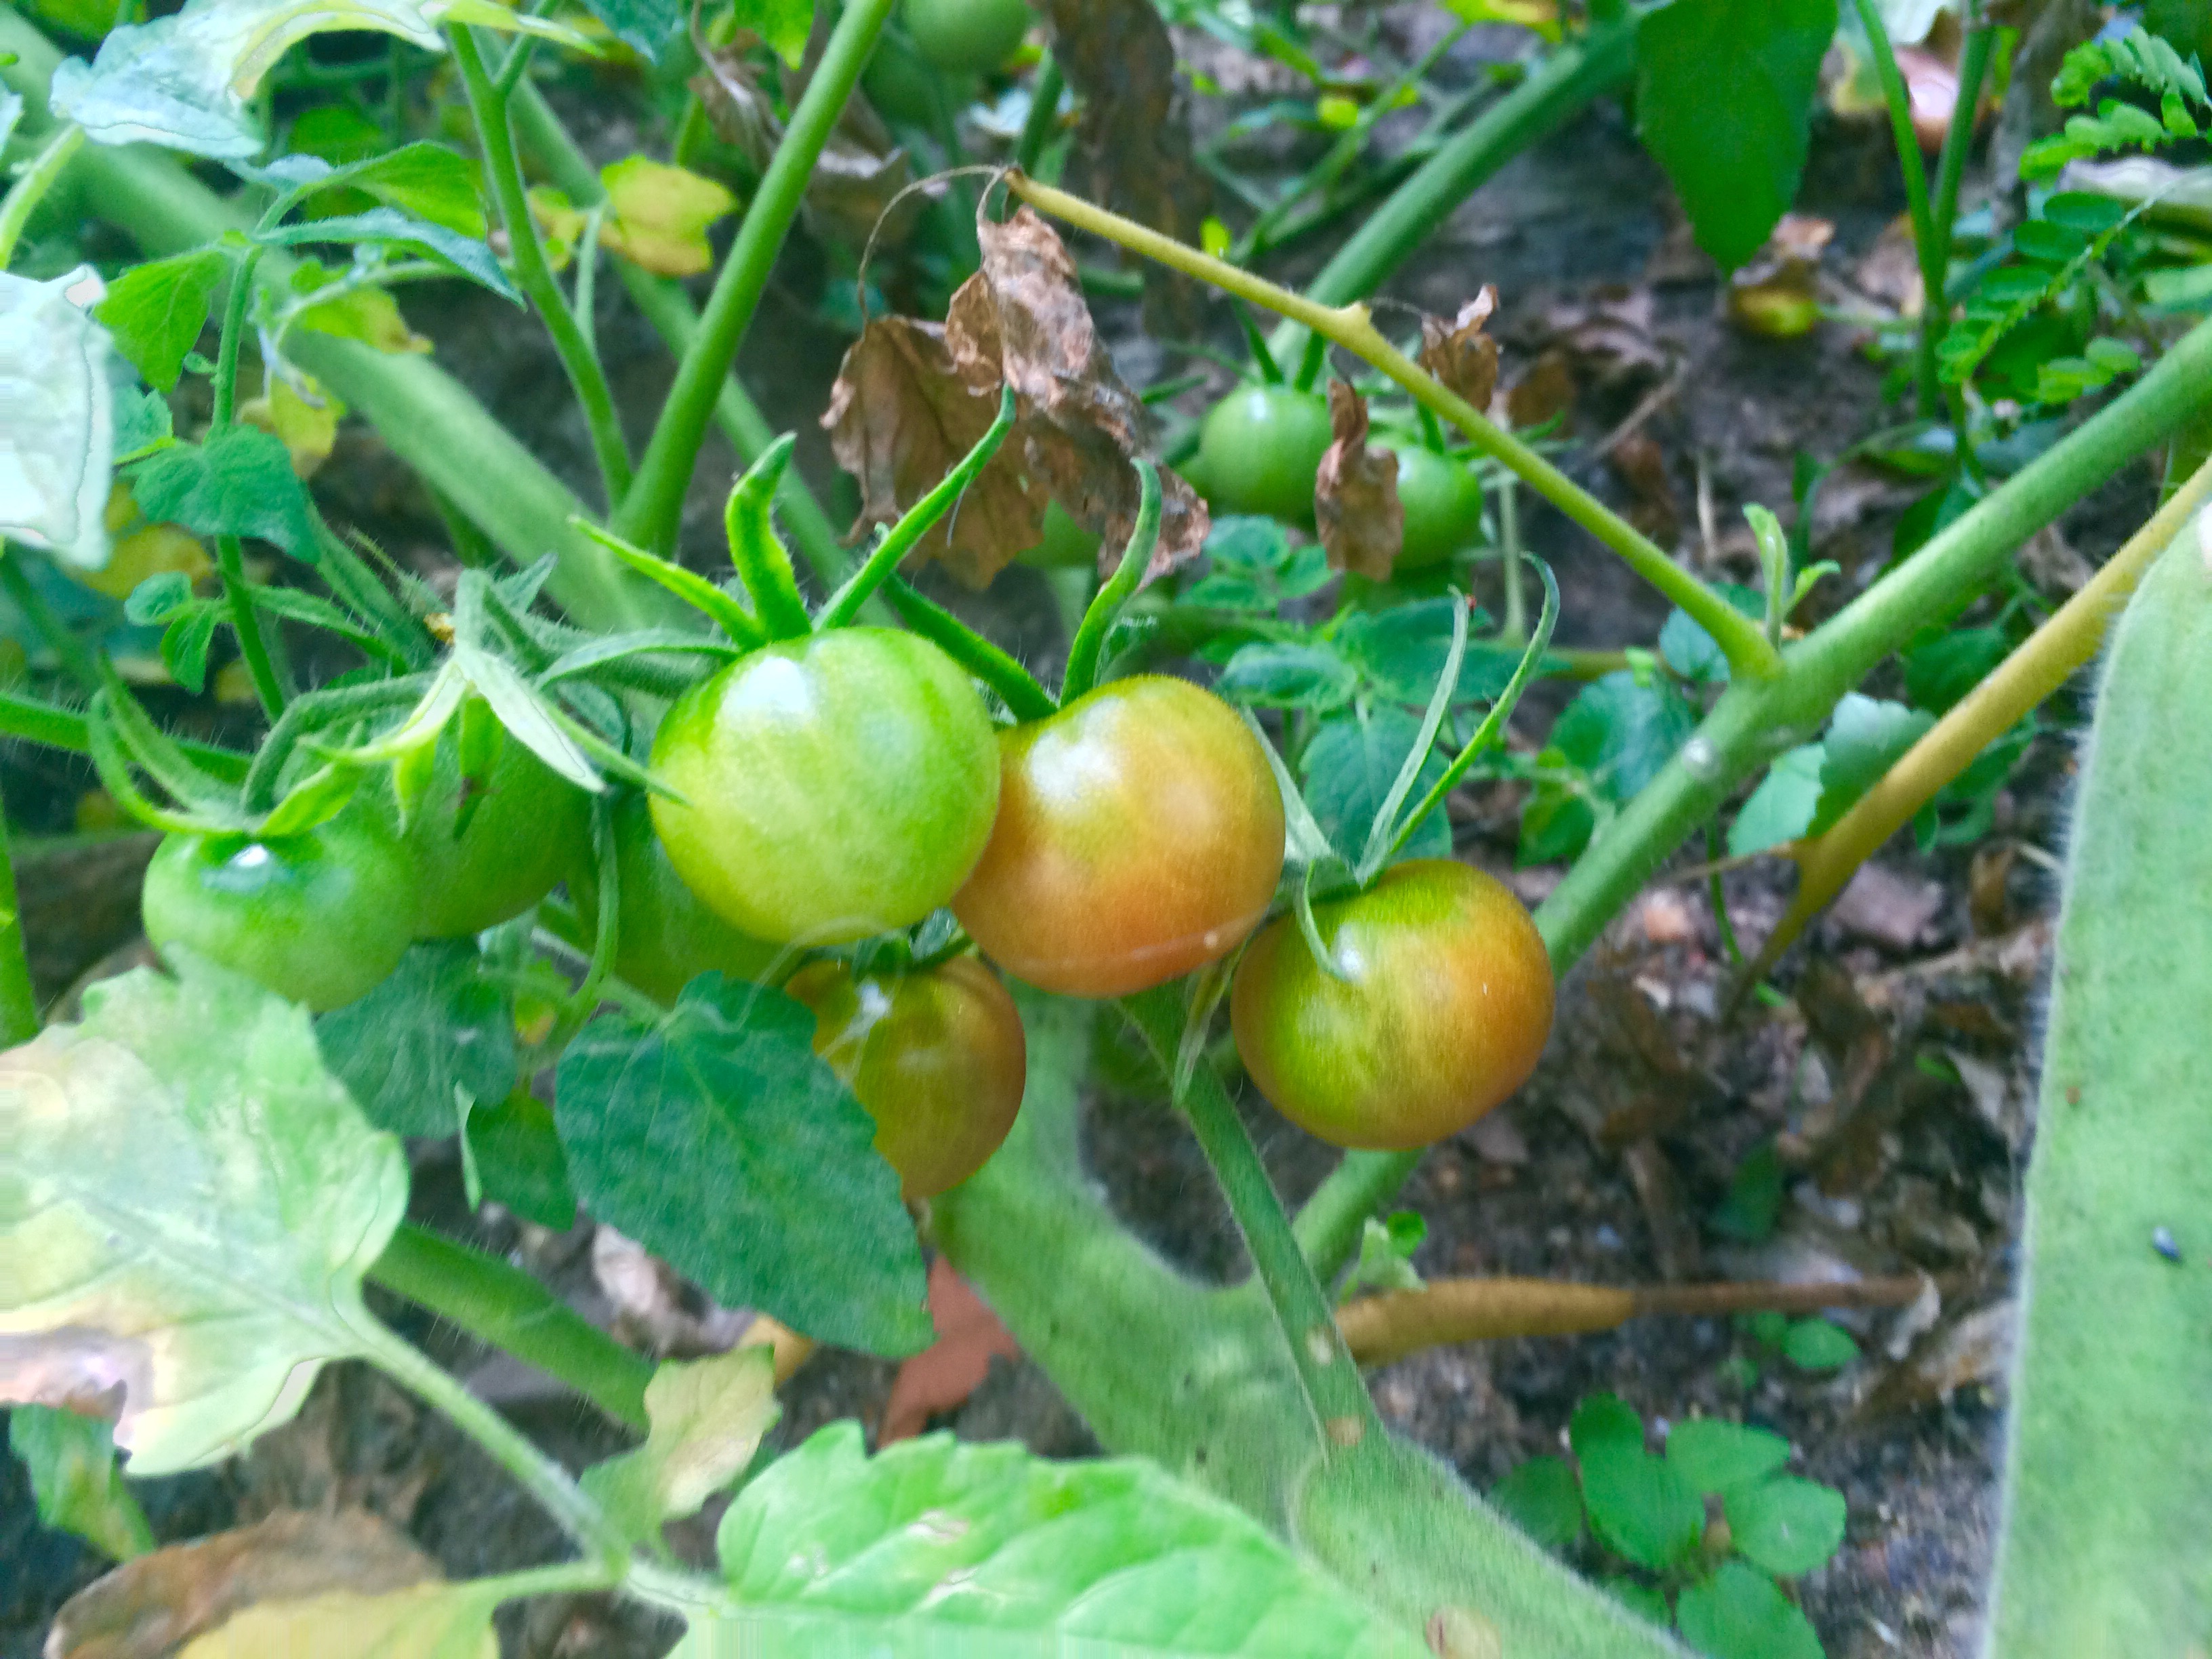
[1060,459,1161,701]
[1004,171,1786,683]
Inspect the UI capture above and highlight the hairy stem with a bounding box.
[1009,173,1781,680]
[449,27,633,506]
[616,0,897,550]
[0,687,248,778]
[880,576,1058,721]
[0,120,83,269]
[213,534,289,718]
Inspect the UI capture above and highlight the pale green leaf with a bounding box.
[180,1584,497,1658]
[0,266,117,571]
[96,249,226,392]
[732,0,813,66]
[674,1423,1429,1656]
[572,0,682,56]
[581,1345,779,1542]
[1727,743,1823,857]
[598,155,738,277]
[1490,1455,1584,1551]
[0,954,406,1474]
[7,1404,155,1559]
[50,0,592,159]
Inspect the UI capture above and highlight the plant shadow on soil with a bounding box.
[1,16,2164,1656]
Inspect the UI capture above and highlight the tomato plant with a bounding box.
[140,813,418,1010]
[651,628,1002,946]
[1195,385,1335,525]
[901,0,1032,73]
[787,954,1026,1198]
[1385,443,1485,570]
[954,675,1286,998]
[574,793,782,1002]
[1230,860,1554,1151]
[398,731,593,940]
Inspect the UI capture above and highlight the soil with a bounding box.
[3,12,2167,1657]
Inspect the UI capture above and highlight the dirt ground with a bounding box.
[4,14,2165,1656]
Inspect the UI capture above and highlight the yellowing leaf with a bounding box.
[527,185,588,271]
[1439,0,1560,39]
[50,0,594,160]
[77,522,212,602]
[581,1344,779,1541]
[597,155,737,276]
[181,1584,498,1658]
[0,955,407,1474]
[240,372,345,477]
[289,261,433,354]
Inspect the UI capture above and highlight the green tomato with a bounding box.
[1196,386,1334,525]
[142,812,418,1010]
[901,0,1031,73]
[1229,860,1554,1150]
[1015,501,1103,571]
[1388,444,1486,570]
[862,26,968,125]
[573,794,783,1004]
[400,733,592,940]
[650,628,1002,946]
[786,955,1027,1199]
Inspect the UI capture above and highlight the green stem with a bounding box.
[1263,23,1635,367]
[507,79,851,588]
[0,120,82,269]
[0,781,40,1044]
[352,1304,630,1573]
[210,243,263,429]
[1921,20,1996,394]
[1122,987,1377,1445]
[1060,459,1160,700]
[817,388,1019,630]
[0,685,249,779]
[615,0,897,551]
[449,27,634,507]
[214,533,289,718]
[1015,52,1063,176]
[369,1221,652,1432]
[880,575,1058,720]
[1852,0,1944,419]
[1295,310,2212,1282]
[0,553,99,692]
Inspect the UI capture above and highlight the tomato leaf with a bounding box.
[595,155,738,277]
[1727,742,1823,857]
[1313,381,1404,580]
[1665,1418,1791,1496]
[1673,1561,1822,1659]
[0,954,406,1473]
[285,259,433,354]
[1810,693,1934,834]
[0,266,117,571]
[256,142,487,237]
[731,0,813,65]
[1633,0,1837,270]
[1182,515,1330,611]
[462,1092,575,1231]
[257,207,516,302]
[7,1405,155,1561]
[555,977,933,1357]
[129,426,316,556]
[1299,705,1450,864]
[1417,289,1501,412]
[95,249,226,392]
[674,1422,1429,1657]
[1551,671,1698,803]
[1216,641,1360,711]
[315,942,518,1139]
[581,1346,779,1544]
[572,0,683,56]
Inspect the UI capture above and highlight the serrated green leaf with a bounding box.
[1635,0,1837,270]
[1216,640,1359,710]
[1810,694,1933,834]
[1675,1562,1822,1659]
[1666,1419,1791,1496]
[1779,1317,1858,1372]
[1902,625,2009,715]
[0,954,406,1473]
[272,142,486,237]
[130,426,314,555]
[581,1346,779,1544]
[555,977,931,1356]
[462,1092,575,1230]
[95,249,226,392]
[316,942,518,1138]
[1723,1476,1845,1577]
[258,207,516,302]
[8,1404,155,1559]
[676,1423,1429,1656]
[572,0,682,55]
[1553,671,1697,804]
[1490,1455,1584,1550]
[1658,583,1766,687]
[0,266,117,571]
[50,0,590,160]
[1333,597,1497,705]
[1298,705,1450,864]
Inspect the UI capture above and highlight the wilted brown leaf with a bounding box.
[1504,351,1575,429]
[1418,288,1500,413]
[1034,0,1212,332]
[1523,285,1671,394]
[49,1510,439,1659]
[1313,382,1402,581]
[1727,213,1832,340]
[946,208,1208,579]
[823,315,1048,587]
[880,1256,1023,1445]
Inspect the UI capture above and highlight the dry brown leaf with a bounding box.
[1418,288,1500,413]
[1313,381,1402,581]
[1727,213,1833,341]
[1606,431,1680,544]
[1504,350,1576,430]
[823,315,1048,587]
[1523,285,1671,393]
[1033,0,1212,333]
[49,1510,438,1659]
[947,208,1208,579]
[880,1257,1023,1446]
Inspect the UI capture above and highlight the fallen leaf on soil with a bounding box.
[1468,1111,1530,1166]
[2018,522,2094,596]
[1830,863,1946,951]
[1858,1299,2014,1417]
[1033,0,1212,331]
[591,1226,752,1358]
[1853,214,1925,317]
[49,1509,441,1659]
[1313,381,1403,579]
[1521,285,1671,394]
[1727,213,1832,340]
[880,1256,1023,1445]
[945,207,1208,579]
[1504,350,1576,429]
[822,315,1048,586]
[1418,289,1500,413]
[1622,1135,1703,1282]
[1605,430,1679,543]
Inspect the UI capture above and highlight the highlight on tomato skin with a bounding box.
[786,955,1027,1200]
[1229,859,1555,1151]
[951,675,1287,1000]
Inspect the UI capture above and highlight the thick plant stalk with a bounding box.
[1982,512,2212,1655]
[615,0,897,551]
[0,14,659,633]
